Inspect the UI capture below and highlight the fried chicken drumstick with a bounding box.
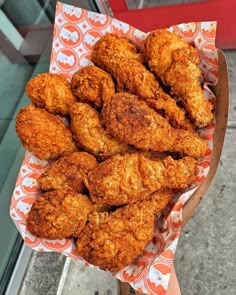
[69,102,128,160]
[91,33,143,76]
[102,93,207,158]
[85,153,197,206]
[143,29,213,127]
[76,190,173,272]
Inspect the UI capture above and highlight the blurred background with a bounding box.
[0,0,235,294]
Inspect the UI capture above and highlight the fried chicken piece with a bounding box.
[113,58,193,131]
[25,73,77,116]
[38,152,97,192]
[71,66,115,108]
[91,33,143,77]
[27,189,94,240]
[143,29,213,127]
[85,153,197,206]
[69,102,128,160]
[76,190,173,271]
[164,59,213,127]
[15,105,77,160]
[102,93,207,158]
[143,29,199,80]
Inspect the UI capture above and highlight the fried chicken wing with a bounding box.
[69,102,128,160]
[143,29,213,127]
[25,73,77,116]
[71,66,115,108]
[76,190,173,272]
[113,58,193,131]
[91,33,143,76]
[85,153,197,206]
[38,152,98,192]
[15,105,77,160]
[27,189,94,240]
[102,93,207,158]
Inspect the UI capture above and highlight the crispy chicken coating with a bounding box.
[69,102,128,160]
[76,190,173,271]
[143,29,199,80]
[91,33,143,77]
[143,29,213,127]
[164,59,213,127]
[71,66,115,108]
[27,189,94,240]
[25,73,77,116]
[113,58,193,131]
[102,93,207,158]
[38,152,98,192]
[15,105,77,160]
[85,153,197,206]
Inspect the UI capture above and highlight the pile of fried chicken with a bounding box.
[15,29,213,272]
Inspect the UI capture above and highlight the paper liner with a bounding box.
[10,2,218,294]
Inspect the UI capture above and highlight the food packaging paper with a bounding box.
[10,2,218,294]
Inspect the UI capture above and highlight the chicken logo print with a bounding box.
[178,22,198,40]
[83,30,103,51]
[132,30,146,48]
[43,239,71,250]
[143,237,162,257]
[16,196,36,220]
[147,263,172,294]
[122,259,147,282]
[22,172,41,193]
[56,49,77,71]
[25,232,41,247]
[28,154,48,170]
[201,22,216,39]
[111,19,131,36]
[87,11,110,28]
[60,25,81,47]
[62,5,85,22]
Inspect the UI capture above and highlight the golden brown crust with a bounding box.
[71,66,115,108]
[25,73,77,116]
[143,29,199,81]
[15,105,77,160]
[164,59,213,127]
[38,152,98,192]
[102,92,207,158]
[76,190,173,271]
[85,153,197,206]
[113,58,194,131]
[143,29,213,127]
[69,102,128,160]
[27,189,94,240]
[91,33,143,76]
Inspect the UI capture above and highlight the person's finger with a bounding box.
[166,267,181,295]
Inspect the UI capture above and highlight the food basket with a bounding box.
[10,2,229,294]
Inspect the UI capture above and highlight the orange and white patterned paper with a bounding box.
[10,2,218,294]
